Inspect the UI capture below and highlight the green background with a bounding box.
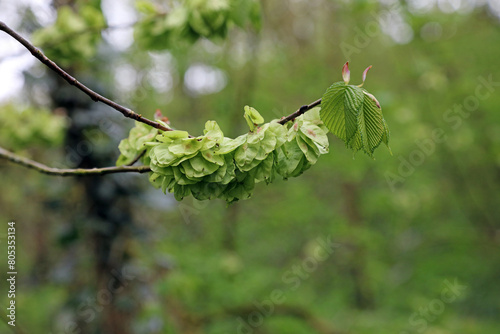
[0,0,499,333]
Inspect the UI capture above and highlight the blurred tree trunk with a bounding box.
[49,73,136,334]
[220,29,260,252]
[341,182,375,310]
[45,3,139,333]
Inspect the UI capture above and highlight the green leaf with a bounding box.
[355,90,386,156]
[135,0,157,15]
[80,5,105,28]
[187,0,230,37]
[320,80,390,156]
[381,119,392,154]
[320,82,364,144]
[165,6,189,30]
[337,90,390,156]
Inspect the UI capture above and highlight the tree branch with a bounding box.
[278,98,322,125]
[0,21,322,133]
[0,22,324,178]
[0,22,137,61]
[0,21,170,133]
[0,147,151,176]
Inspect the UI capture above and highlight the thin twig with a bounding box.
[0,146,151,176]
[0,21,137,61]
[0,21,170,133]
[0,96,322,177]
[0,22,324,178]
[278,98,322,125]
[0,20,321,132]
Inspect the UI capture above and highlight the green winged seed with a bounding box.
[167,138,204,156]
[216,135,247,155]
[173,184,191,201]
[203,120,224,141]
[150,144,180,166]
[260,129,278,154]
[298,133,321,157]
[235,142,260,167]
[268,122,287,147]
[201,149,225,166]
[244,105,265,131]
[116,139,134,166]
[135,95,370,202]
[179,160,202,180]
[254,153,275,184]
[296,135,318,164]
[299,123,329,149]
[276,142,303,178]
[188,154,220,176]
[246,123,268,144]
[254,145,270,161]
[157,130,190,142]
[173,166,198,185]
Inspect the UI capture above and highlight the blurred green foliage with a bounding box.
[1,0,500,333]
[0,104,67,151]
[134,0,261,50]
[32,3,105,66]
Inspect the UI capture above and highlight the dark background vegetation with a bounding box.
[0,0,499,333]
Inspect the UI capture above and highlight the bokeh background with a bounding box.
[0,0,499,333]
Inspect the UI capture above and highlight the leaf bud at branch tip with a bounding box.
[359,65,372,87]
[342,61,350,84]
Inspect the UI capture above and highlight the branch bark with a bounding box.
[0,22,137,61]
[0,147,151,176]
[0,22,323,177]
[0,21,171,133]
[0,20,322,130]
[278,98,322,125]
